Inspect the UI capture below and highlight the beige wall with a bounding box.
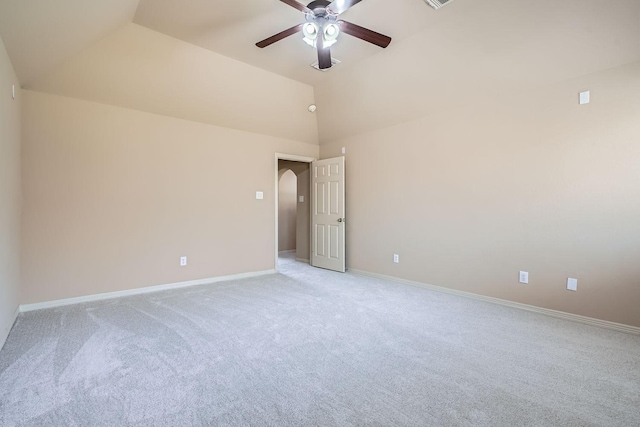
[0,36,21,347]
[9,0,638,330]
[21,90,319,304]
[320,61,640,327]
[29,23,318,145]
[278,169,297,252]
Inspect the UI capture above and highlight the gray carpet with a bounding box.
[1,254,639,426]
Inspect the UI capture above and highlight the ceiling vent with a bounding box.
[423,0,454,10]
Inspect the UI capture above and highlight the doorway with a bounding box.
[275,154,315,271]
[275,154,346,273]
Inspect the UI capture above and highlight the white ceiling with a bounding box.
[0,0,440,87]
[1,0,640,92]
[133,0,436,86]
[0,0,139,87]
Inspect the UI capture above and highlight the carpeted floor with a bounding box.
[1,253,639,426]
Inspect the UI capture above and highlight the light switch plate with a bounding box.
[341,147,346,154]
[256,191,264,200]
[567,278,578,291]
[579,91,590,105]
[299,196,304,203]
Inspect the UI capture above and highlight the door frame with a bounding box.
[274,153,316,272]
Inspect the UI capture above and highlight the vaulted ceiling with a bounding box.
[1,0,640,143]
[3,0,640,88]
[0,0,138,87]
[0,0,441,87]
[132,0,435,86]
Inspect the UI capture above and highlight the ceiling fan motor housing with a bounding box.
[307,0,332,13]
[306,0,336,20]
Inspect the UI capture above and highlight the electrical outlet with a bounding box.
[519,271,529,284]
[393,254,399,263]
[180,256,187,266]
[567,278,578,291]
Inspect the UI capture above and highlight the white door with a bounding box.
[311,156,345,272]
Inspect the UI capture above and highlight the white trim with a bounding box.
[19,269,276,313]
[0,306,20,351]
[278,249,296,254]
[349,269,640,336]
[275,153,315,273]
[295,258,310,263]
[275,153,317,163]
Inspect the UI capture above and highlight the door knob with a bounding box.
[337,218,344,223]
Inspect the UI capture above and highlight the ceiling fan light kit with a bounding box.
[302,21,339,48]
[256,0,392,71]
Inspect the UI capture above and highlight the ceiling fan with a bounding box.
[256,0,392,70]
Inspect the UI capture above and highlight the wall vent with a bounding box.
[423,0,454,10]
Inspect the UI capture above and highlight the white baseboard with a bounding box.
[0,306,20,351]
[19,269,276,313]
[295,258,310,263]
[278,250,296,254]
[348,269,640,336]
